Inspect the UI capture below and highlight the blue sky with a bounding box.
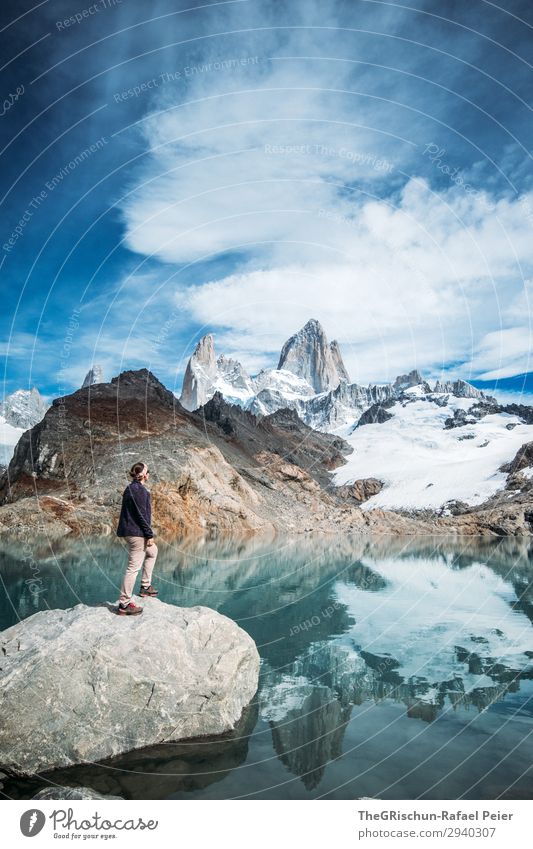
[1,0,533,401]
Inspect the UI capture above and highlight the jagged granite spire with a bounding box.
[81,365,104,388]
[329,339,350,382]
[433,378,490,401]
[179,334,218,411]
[392,369,426,393]
[277,319,350,393]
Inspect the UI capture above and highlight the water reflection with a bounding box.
[1,534,532,799]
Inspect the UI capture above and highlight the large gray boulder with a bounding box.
[33,786,123,800]
[0,600,260,776]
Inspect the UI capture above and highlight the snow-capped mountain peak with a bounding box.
[277,318,350,393]
[0,387,47,468]
[247,368,315,417]
[433,378,487,400]
[393,369,430,393]
[180,334,218,410]
[178,320,497,442]
[0,387,46,429]
[179,320,350,412]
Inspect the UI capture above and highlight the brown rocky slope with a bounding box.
[1,368,533,538]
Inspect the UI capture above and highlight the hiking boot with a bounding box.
[139,585,158,597]
[117,602,143,616]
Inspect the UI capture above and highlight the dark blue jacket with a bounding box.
[116,480,154,539]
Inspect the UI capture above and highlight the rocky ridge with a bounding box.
[0,369,363,537]
[1,367,533,538]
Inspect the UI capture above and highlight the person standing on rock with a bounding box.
[116,462,158,616]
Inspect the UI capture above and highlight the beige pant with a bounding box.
[119,536,158,604]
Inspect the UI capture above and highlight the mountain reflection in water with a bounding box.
[1,534,532,800]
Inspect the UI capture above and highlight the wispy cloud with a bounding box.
[178,179,533,383]
[113,1,533,385]
[6,0,532,393]
[467,327,533,380]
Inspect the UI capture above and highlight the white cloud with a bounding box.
[179,181,533,382]
[119,50,410,267]
[116,20,533,385]
[487,389,533,406]
[467,327,533,380]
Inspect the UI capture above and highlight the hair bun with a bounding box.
[129,462,147,481]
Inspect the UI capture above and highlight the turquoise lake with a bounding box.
[1,534,532,800]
